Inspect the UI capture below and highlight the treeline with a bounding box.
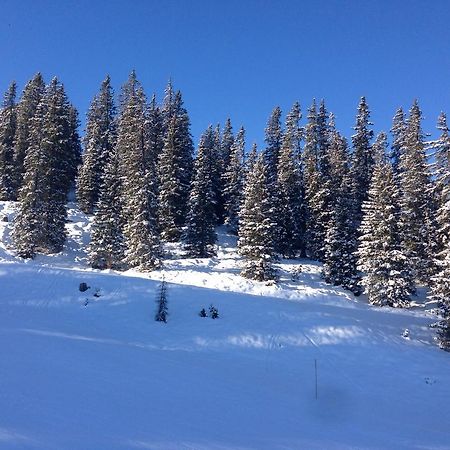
[0,72,448,349]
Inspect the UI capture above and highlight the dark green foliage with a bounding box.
[13,78,81,257]
[238,154,277,281]
[155,279,168,323]
[117,73,160,271]
[12,73,45,198]
[322,131,360,293]
[184,127,217,257]
[209,304,219,319]
[350,96,374,224]
[390,107,406,174]
[277,102,304,257]
[357,146,413,307]
[158,82,194,241]
[76,76,116,214]
[223,126,245,234]
[89,145,125,270]
[398,100,434,282]
[302,100,331,260]
[0,82,17,200]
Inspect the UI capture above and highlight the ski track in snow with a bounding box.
[0,201,449,450]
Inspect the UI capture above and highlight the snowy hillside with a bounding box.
[0,201,449,450]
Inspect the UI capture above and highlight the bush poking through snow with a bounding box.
[209,304,219,319]
[79,282,90,292]
[155,279,168,323]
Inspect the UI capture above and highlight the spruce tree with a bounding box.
[117,73,160,271]
[184,127,217,257]
[13,78,80,256]
[238,154,276,281]
[390,107,406,174]
[322,128,360,293]
[221,118,234,174]
[264,106,283,183]
[0,82,17,200]
[211,124,225,224]
[88,145,125,270]
[429,113,450,349]
[158,85,194,240]
[350,96,374,224]
[12,73,45,197]
[223,126,245,234]
[276,102,304,257]
[76,76,116,213]
[398,100,434,282]
[357,141,413,307]
[155,278,168,323]
[303,100,330,260]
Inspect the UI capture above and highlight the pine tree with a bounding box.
[117,73,160,271]
[76,76,116,213]
[221,118,234,173]
[357,142,413,307]
[211,124,224,224]
[322,128,360,293]
[184,127,217,257]
[264,106,283,183]
[223,126,245,234]
[350,97,374,224]
[155,279,168,323]
[158,85,194,240]
[12,73,45,197]
[390,107,406,174]
[238,154,276,281]
[0,82,17,200]
[276,102,304,257]
[13,78,80,256]
[303,100,330,260]
[89,145,125,270]
[398,100,434,282]
[429,113,450,349]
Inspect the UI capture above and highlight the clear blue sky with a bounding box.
[1,0,449,147]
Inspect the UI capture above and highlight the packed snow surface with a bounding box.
[0,202,449,450]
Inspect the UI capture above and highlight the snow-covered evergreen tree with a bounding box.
[76,76,116,214]
[276,102,304,257]
[398,100,434,282]
[357,139,413,307]
[221,118,234,174]
[303,100,330,260]
[350,96,374,224]
[211,124,225,224]
[184,127,217,257]
[223,126,245,234]
[12,73,45,198]
[322,128,360,293]
[155,278,168,323]
[264,106,283,184]
[117,73,160,271]
[158,85,194,240]
[238,153,276,281]
[390,107,406,174]
[13,78,80,256]
[429,112,450,349]
[89,144,125,270]
[0,82,17,200]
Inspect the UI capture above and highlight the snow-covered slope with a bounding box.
[0,202,449,450]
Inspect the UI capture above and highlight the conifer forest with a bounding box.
[0,71,449,352]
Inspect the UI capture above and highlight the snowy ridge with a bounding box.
[0,201,449,450]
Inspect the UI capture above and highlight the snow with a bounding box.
[1,201,450,450]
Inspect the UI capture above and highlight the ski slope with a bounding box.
[0,202,449,450]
